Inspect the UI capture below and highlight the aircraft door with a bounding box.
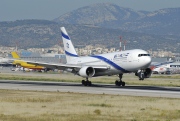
[128,53,133,62]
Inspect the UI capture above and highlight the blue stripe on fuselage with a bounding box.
[65,51,78,57]
[91,55,129,73]
[61,32,70,40]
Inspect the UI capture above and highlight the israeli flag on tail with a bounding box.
[60,27,78,63]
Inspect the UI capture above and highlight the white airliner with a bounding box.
[0,57,14,65]
[27,27,152,86]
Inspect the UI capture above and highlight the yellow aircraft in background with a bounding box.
[11,51,45,71]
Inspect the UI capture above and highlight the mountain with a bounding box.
[0,20,60,48]
[54,3,180,36]
[121,8,180,35]
[54,3,146,28]
[0,3,180,52]
[0,20,179,52]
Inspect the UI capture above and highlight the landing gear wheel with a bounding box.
[115,80,118,86]
[84,81,87,86]
[122,81,125,86]
[82,80,88,86]
[82,78,92,86]
[115,81,125,86]
[139,72,145,81]
[115,74,126,87]
[119,81,122,86]
[87,81,92,86]
[82,80,85,85]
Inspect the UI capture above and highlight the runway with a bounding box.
[0,80,180,98]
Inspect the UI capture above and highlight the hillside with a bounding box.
[54,3,180,36]
[0,3,180,52]
[0,20,60,48]
[0,20,179,52]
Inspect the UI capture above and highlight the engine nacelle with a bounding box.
[78,66,95,77]
[135,68,152,78]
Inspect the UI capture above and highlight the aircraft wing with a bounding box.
[26,61,109,70]
[151,61,175,67]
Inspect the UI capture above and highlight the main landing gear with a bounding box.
[82,77,92,86]
[115,74,125,86]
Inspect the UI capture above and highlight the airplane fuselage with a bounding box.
[13,60,44,70]
[67,49,151,76]
[0,57,13,64]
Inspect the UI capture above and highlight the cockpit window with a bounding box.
[138,54,150,57]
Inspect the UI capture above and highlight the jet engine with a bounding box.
[135,68,152,78]
[78,66,95,77]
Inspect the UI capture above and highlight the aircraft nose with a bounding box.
[145,56,152,66]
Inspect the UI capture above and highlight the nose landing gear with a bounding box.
[138,70,145,80]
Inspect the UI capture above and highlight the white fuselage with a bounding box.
[0,57,13,64]
[152,66,168,74]
[67,49,151,76]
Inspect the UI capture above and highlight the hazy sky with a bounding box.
[0,0,180,21]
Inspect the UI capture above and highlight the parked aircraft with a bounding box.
[27,27,152,86]
[152,66,167,74]
[11,52,46,71]
[151,61,180,74]
[0,57,13,64]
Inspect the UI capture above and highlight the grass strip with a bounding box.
[0,73,180,87]
[0,89,180,121]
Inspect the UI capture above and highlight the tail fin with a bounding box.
[60,27,78,63]
[11,51,20,59]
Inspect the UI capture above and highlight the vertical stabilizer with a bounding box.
[11,52,20,59]
[60,27,78,63]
